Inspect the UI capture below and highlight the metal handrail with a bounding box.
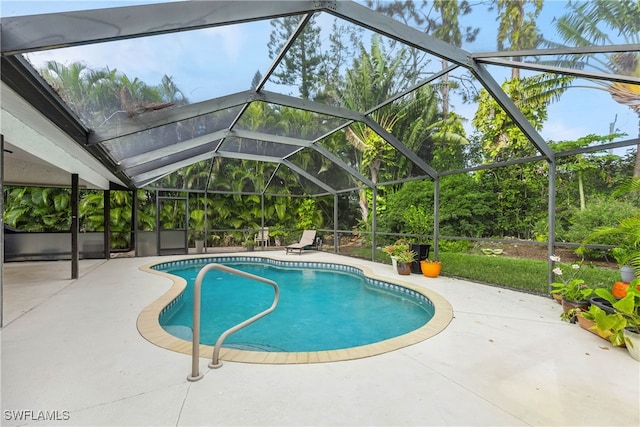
[187,263,279,381]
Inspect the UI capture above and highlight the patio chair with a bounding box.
[285,230,317,255]
[255,227,269,247]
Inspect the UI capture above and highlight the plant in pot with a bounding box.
[243,238,255,252]
[382,242,409,271]
[580,209,640,284]
[395,250,416,275]
[590,284,640,360]
[614,284,640,361]
[550,256,592,315]
[269,226,288,247]
[420,258,442,278]
[189,209,206,253]
[573,304,626,344]
[611,246,638,284]
[193,231,205,253]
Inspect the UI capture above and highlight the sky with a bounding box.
[1,0,637,148]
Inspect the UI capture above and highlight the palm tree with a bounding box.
[551,0,640,174]
[40,61,117,126]
[338,36,407,223]
[495,0,544,79]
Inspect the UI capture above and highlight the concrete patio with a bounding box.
[1,252,639,426]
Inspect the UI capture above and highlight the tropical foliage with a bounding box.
[3,1,638,258]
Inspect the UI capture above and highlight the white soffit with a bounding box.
[1,82,124,189]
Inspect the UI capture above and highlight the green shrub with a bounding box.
[566,197,639,259]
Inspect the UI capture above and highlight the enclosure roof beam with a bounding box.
[258,91,365,122]
[363,117,438,179]
[328,0,470,66]
[282,159,337,195]
[365,64,459,114]
[311,145,374,188]
[89,91,253,144]
[475,57,640,85]
[230,129,371,185]
[440,155,547,176]
[130,152,217,187]
[469,62,554,161]
[125,141,220,178]
[555,137,640,158]
[1,1,321,55]
[216,151,282,163]
[209,151,338,194]
[253,13,313,93]
[471,44,640,58]
[118,130,228,171]
[221,12,315,154]
[230,129,313,147]
[228,130,371,186]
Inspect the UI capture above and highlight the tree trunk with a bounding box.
[440,59,450,115]
[634,113,640,177]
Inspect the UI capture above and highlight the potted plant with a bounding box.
[269,226,288,247]
[190,209,206,253]
[243,238,255,252]
[193,231,205,254]
[382,245,398,270]
[591,284,640,360]
[550,256,593,316]
[611,246,638,283]
[615,284,640,361]
[382,242,409,270]
[581,208,640,284]
[420,258,442,278]
[395,250,416,275]
[574,305,624,343]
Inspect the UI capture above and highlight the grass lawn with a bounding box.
[339,246,620,296]
[439,252,619,294]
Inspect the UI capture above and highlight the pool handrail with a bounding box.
[187,263,280,381]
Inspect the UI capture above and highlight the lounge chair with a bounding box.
[255,227,269,247]
[285,230,317,255]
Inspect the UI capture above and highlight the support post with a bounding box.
[548,158,557,291]
[71,173,79,279]
[204,189,208,252]
[1,134,4,327]
[104,189,110,259]
[433,176,440,260]
[155,189,160,256]
[372,186,377,262]
[132,189,138,256]
[334,194,338,253]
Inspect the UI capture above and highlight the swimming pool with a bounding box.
[157,258,433,351]
[138,254,453,364]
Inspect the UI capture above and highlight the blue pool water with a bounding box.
[156,258,435,352]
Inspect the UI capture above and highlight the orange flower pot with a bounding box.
[420,261,442,278]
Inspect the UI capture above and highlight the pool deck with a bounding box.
[2,251,639,426]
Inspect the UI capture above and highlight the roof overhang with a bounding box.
[1,81,125,189]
